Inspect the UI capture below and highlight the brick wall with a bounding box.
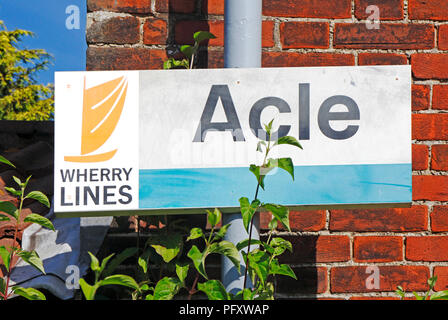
[87,0,448,299]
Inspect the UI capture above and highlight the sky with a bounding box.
[0,0,87,85]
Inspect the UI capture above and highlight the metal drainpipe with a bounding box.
[222,0,262,294]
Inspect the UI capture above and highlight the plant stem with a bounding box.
[188,272,199,300]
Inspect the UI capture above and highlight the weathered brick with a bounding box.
[334,23,434,49]
[431,206,448,232]
[431,145,448,171]
[350,296,401,300]
[413,176,448,201]
[202,0,224,15]
[412,114,448,140]
[434,267,448,291]
[439,24,448,50]
[87,16,140,44]
[280,22,329,49]
[354,236,403,262]
[330,206,428,232]
[355,0,404,20]
[412,144,429,170]
[263,0,351,18]
[330,266,429,293]
[433,85,448,110]
[260,211,326,231]
[406,236,448,261]
[262,52,355,68]
[155,0,196,14]
[143,18,167,45]
[409,0,448,20]
[280,235,350,263]
[358,53,407,66]
[412,54,448,79]
[277,267,327,294]
[88,0,152,13]
[412,84,430,111]
[175,20,224,46]
[86,47,167,71]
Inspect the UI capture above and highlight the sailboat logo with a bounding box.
[64,75,128,163]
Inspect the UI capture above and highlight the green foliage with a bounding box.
[0,21,54,120]
[0,154,54,300]
[164,31,216,70]
[396,276,448,300]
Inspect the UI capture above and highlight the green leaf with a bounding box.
[0,246,11,271]
[236,239,263,251]
[4,187,20,196]
[23,213,55,231]
[12,286,46,300]
[193,31,216,44]
[413,291,425,300]
[246,250,270,286]
[197,280,229,300]
[268,217,278,231]
[266,157,295,180]
[0,213,10,222]
[209,241,241,274]
[0,277,6,296]
[0,201,18,219]
[13,176,22,188]
[274,135,303,149]
[187,228,204,241]
[79,278,96,300]
[239,197,260,233]
[249,165,268,190]
[214,223,230,240]
[269,259,297,279]
[149,233,183,263]
[138,256,148,274]
[16,250,45,274]
[187,245,207,279]
[264,119,274,137]
[263,203,290,232]
[103,247,138,277]
[180,45,195,59]
[0,155,15,168]
[99,274,140,291]
[207,208,221,228]
[99,253,115,274]
[428,276,438,290]
[88,251,100,272]
[256,140,266,152]
[430,290,448,300]
[153,277,181,300]
[25,191,50,208]
[269,237,293,255]
[176,263,189,284]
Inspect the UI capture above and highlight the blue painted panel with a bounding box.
[139,164,412,209]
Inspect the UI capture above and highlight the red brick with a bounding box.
[412,144,429,170]
[261,210,325,231]
[434,267,448,291]
[263,0,351,18]
[355,0,404,20]
[433,85,448,110]
[406,236,448,261]
[334,23,434,49]
[86,47,167,71]
[358,53,407,66]
[431,206,448,232]
[330,206,428,232]
[412,54,448,80]
[331,266,429,293]
[409,0,448,20]
[439,25,448,50]
[350,296,400,300]
[175,20,224,46]
[413,176,448,201]
[262,21,275,48]
[280,235,350,263]
[354,236,403,262]
[412,84,430,111]
[155,0,196,14]
[202,0,224,15]
[431,145,448,171]
[277,267,327,294]
[280,22,329,49]
[143,18,167,45]
[86,16,140,44]
[412,113,448,140]
[88,0,152,13]
[262,52,355,68]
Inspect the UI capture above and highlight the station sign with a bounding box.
[54,66,411,217]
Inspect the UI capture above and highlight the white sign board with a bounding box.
[54,66,411,217]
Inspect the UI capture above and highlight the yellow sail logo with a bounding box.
[65,76,128,163]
